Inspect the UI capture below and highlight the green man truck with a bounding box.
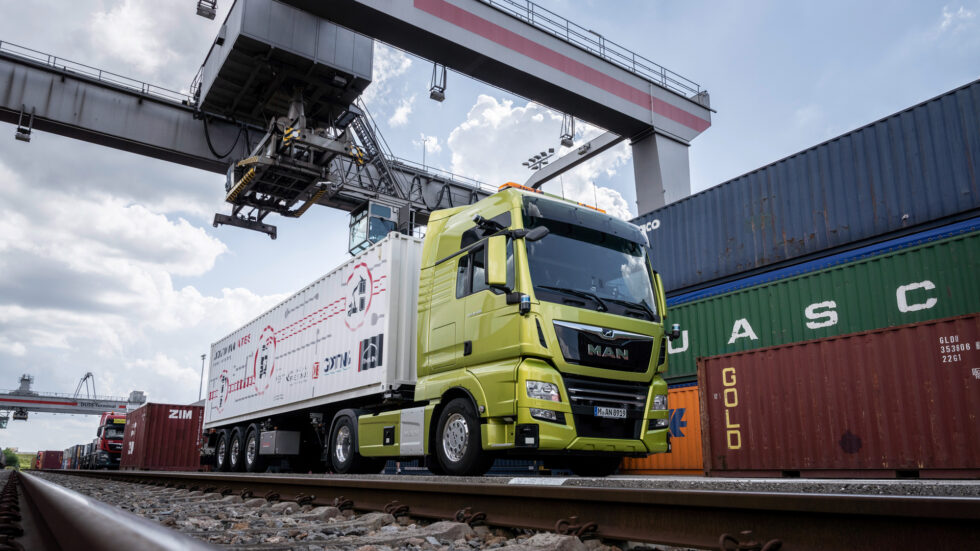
[202,184,675,476]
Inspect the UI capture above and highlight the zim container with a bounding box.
[121,403,204,471]
[699,314,980,478]
[620,384,704,475]
[35,451,63,470]
[634,78,980,293]
[664,226,980,383]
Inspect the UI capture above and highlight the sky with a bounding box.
[0,0,977,452]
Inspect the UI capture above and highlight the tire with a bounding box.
[214,431,230,472]
[569,456,621,477]
[329,415,382,474]
[228,429,246,472]
[435,398,493,476]
[425,455,446,475]
[243,428,266,473]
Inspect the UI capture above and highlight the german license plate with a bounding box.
[594,406,627,419]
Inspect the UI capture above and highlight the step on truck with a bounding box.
[201,185,677,476]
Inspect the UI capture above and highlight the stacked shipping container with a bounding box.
[621,80,980,476]
[699,315,980,478]
[633,78,980,295]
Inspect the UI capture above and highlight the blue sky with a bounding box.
[0,0,977,451]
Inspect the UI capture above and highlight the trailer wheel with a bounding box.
[228,429,246,472]
[435,398,493,476]
[243,427,266,473]
[215,431,230,472]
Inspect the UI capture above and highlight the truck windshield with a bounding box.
[104,426,125,439]
[522,196,658,321]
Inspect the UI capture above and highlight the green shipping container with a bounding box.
[664,230,980,383]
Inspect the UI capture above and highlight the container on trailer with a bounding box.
[634,79,980,294]
[121,403,205,471]
[699,314,980,478]
[664,225,980,383]
[36,450,63,470]
[621,385,704,475]
[204,234,422,428]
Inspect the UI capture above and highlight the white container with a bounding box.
[204,233,423,428]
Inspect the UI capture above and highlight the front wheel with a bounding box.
[435,398,493,476]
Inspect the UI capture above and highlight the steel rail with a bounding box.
[15,471,215,550]
[56,471,980,550]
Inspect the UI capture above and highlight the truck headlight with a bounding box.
[526,380,561,402]
[652,394,668,410]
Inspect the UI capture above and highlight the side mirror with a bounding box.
[524,226,549,242]
[486,234,508,288]
[668,323,681,341]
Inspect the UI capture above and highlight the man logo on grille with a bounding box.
[358,334,384,372]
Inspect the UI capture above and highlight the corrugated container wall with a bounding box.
[36,451,62,470]
[699,314,980,478]
[634,79,980,293]
[665,227,980,383]
[621,385,704,475]
[121,403,205,471]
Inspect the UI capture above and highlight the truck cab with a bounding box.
[91,411,126,469]
[351,185,672,475]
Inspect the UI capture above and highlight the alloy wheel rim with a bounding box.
[217,440,227,467]
[246,436,256,465]
[442,413,468,463]
[335,425,351,464]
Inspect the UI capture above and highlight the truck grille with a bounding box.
[563,375,646,440]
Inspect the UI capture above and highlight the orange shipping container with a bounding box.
[621,385,704,475]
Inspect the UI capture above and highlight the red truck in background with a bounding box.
[84,412,127,469]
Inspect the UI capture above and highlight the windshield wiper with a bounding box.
[602,297,658,321]
[536,285,608,312]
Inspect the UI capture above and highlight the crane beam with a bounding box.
[280,0,711,143]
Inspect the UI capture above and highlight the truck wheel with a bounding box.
[569,456,621,477]
[228,429,246,472]
[243,428,266,473]
[328,415,387,474]
[435,398,493,476]
[215,431,230,472]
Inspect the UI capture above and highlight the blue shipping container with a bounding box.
[635,79,980,293]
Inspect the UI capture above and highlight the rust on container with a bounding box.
[699,314,980,478]
[121,403,204,471]
[621,385,704,475]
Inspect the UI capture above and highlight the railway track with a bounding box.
[6,470,980,550]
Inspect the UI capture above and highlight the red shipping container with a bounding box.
[35,450,63,470]
[121,403,204,471]
[699,314,980,478]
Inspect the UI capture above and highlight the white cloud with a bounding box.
[939,5,976,33]
[388,95,416,127]
[447,95,634,219]
[88,0,183,76]
[413,134,443,154]
[361,44,414,106]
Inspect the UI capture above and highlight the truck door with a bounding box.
[460,240,521,365]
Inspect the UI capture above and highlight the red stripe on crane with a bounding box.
[413,0,710,133]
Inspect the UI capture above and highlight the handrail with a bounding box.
[0,389,133,402]
[477,0,705,102]
[0,40,193,105]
